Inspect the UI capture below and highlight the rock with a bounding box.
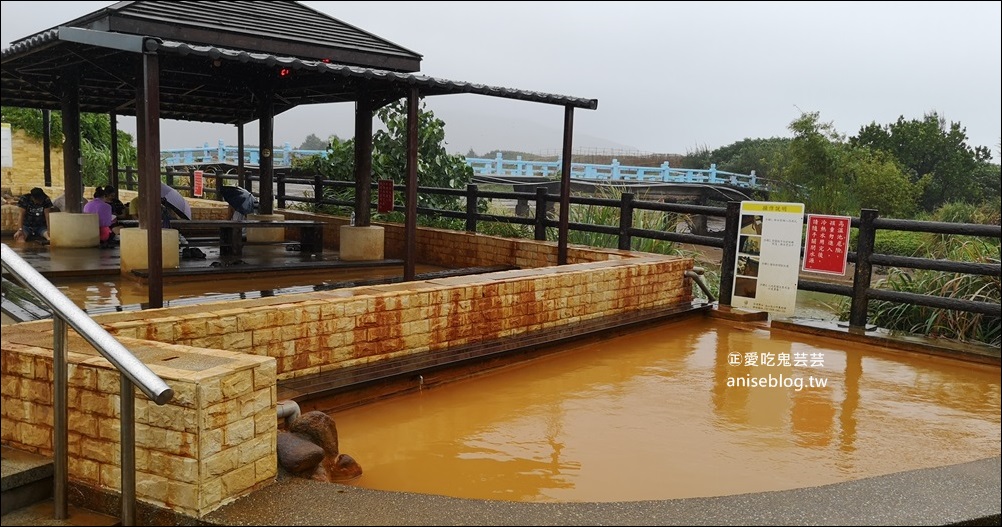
[288,410,339,456]
[276,431,325,475]
[325,453,363,482]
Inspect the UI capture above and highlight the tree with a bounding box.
[851,112,993,211]
[304,100,475,213]
[770,112,920,216]
[680,138,791,184]
[1,106,137,186]
[299,133,329,150]
[845,148,922,218]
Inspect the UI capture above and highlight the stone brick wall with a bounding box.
[280,209,630,269]
[0,334,276,517]
[98,253,692,380]
[1,129,65,194]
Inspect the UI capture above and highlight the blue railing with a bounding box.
[465,153,759,188]
[161,141,760,189]
[161,140,326,167]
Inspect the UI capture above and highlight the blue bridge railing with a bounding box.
[161,141,761,189]
[465,153,759,188]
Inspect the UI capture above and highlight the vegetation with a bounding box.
[298,133,330,150]
[300,100,476,218]
[866,238,1000,347]
[851,112,997,211]
[679,137,790,183]
[1,106,137,187]
[766,112,922,216]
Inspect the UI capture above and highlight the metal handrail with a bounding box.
[1,243,173,525]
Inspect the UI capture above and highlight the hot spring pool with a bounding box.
[331,317,1001,502]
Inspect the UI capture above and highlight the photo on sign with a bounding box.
[734,277,757,298]
[739,235,761,256]
[736,255,760,278]
[740,214,763,235]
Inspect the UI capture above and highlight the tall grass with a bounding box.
[554,186,685,256]
[865,239,1000,347]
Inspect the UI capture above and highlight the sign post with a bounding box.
[193,170,204,198]
[377,179,394,213]
[803,214,851,275]
[731,201,805,316]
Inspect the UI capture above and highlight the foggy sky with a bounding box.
[2,1,1000,160]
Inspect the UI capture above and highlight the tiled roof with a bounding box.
[11,1,422,72]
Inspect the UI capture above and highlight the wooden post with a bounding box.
[137,48,164,309]
[258,96,274,214]
[60,69,83,213]
[557,106,574,265]
[354,97,373,227]
[849,209,879,329]
[404,88,419,281]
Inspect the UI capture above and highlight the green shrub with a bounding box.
[849,229,927,256]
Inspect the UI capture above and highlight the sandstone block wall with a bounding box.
[1,129,65,194]
[97,254,692,380]
[0,334,276,517]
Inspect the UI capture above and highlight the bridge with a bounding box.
[161,141,767,203]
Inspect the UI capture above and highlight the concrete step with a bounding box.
[1,446,53,516]
[1,447,118,526]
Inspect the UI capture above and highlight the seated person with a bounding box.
[83,187,120,245]
[220,185,258,221]
[103,185,127,220]
[160,182,192,221]
[127,193,188,245]
[14,187,53,242]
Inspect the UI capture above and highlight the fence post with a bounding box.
[718,201,741,306]
[849,209,879,329]
[217,139,225,164]
[123,167,135,190]
[165,170,174,189]
[314,175,324,208]
[465,184,478,233]
[618,192,634,250]
[534,187,548,241]
[276,172,286,209]
[214,172,223,200]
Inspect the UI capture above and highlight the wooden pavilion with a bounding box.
[1,0,598,307]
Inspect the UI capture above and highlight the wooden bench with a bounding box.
[120,219,325,256]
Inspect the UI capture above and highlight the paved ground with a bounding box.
[201,456,1001,526]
